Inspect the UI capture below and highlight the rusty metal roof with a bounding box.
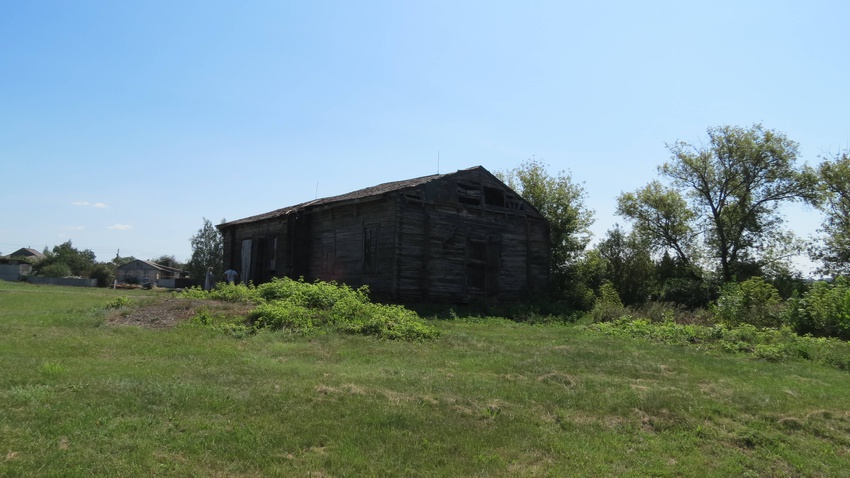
[218,167,485,228]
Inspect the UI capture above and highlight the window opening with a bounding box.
[466,237,501,296]
[457,181,481,206]
[483,186,505,207]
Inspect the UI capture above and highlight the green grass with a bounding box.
[1,281,849,477]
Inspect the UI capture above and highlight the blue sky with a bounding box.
[2,1,848,271]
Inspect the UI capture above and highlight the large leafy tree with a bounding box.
[596,225,657,306]
[813,151,850,276]
[498,157,594,303]
[620,124,817,283]
[34,240,97,277]
[616,180,696,267]
[185,218,224,281]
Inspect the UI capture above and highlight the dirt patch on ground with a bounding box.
[107,297,254,329]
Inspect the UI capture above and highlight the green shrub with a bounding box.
[39,263,71,278]
[332,299,440,341]
[589,281,628,322]
[785,278,850,340]
[89,263,115,287]
[105,296,132,309]
[248,301,317,332]
[209,282,259,303]
[178,286,207,298]
[712,277,784,328]
[183,277,443,341]
[256,277,369,309]
[587,317,850,371]
[632,301,715,326]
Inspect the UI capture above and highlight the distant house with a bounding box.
[217,166,550,302]
[8,248,45,261]
[116,260,183,287]
[0,247,44,282]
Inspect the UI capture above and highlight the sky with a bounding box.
[2,1,848,273]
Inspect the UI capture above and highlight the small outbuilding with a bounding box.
[116,260,183,287]
[218,166,550,302]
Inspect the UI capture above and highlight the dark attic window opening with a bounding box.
[457,181,481,206]
[483,186,505,208]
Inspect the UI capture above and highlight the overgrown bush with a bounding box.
[39,263,71,278]
[712,277,784,328]
[181,277,439,341]
[89,263,115,287]
[587,317,850,371]
[632,301,715,325]
[331,297,441,341]
[256,277,370,309]
[784,278,850,340]
[210,282,259,303]
[589,281,628,322]
[248,302,317,332]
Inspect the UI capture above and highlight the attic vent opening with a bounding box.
[483,187,505,207]
[457,181,481,206]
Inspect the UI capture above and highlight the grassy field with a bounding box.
[1,281,849,477]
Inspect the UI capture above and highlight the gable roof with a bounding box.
[9,248,45,260]
[219,166,477,228]
[218,165,544,229]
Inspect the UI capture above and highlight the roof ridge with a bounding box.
[218,168,464,228]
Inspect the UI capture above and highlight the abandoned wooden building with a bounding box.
[217,166,550,302]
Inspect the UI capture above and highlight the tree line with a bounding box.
[499,124,850,338]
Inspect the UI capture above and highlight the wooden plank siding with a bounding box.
[218,166,550,303]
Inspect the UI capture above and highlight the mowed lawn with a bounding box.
[1,281,849,477]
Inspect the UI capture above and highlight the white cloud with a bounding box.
[108,224,133,230]
[72,201,108,208]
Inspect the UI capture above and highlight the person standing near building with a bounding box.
[204,267,216,291]
[223,268,238,284]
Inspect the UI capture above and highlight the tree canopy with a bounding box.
[619,124,818,283]
[185,218,224,281]
[33,240,97,278]
[813,150,850,275]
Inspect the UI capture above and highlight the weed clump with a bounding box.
[587,317,850,371]
[104,296,132,309]
[182,277,439,341]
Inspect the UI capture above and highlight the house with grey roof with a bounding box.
[0,247,44,282]
[8,248,45,261]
